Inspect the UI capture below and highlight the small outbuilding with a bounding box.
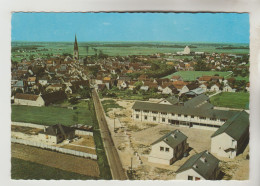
[148,129,189,165]
[38,124,75,144]
[176,150,220,180]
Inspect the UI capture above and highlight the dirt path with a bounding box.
[11,143,100,178]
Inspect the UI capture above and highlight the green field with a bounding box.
[210,92,249,109]
[164,71,233,81]
[11,157,96,180]
[11,101,94,126]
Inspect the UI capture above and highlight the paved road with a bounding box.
[92,89,128,180]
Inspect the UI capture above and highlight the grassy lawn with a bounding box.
[11,100,94,126]
[102,99,124,114]
[210,92,249,109]
[235,76,249,82]
[11,157,96,180]
[164,71,233,81]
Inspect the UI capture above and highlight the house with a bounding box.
[14,93,45,107]
[148,130,189,165]
[162,85,176,95]
[12,80,26,92]
[38,124,75,144]
[46,84,64,92]
[223,84,235,92]
[27,77,37,85]
[176,150,220,180]
[210,84,220,92]
[211,111,249,158]
[117,81,128,89]
[170,75,182,81]
[246,82,250,92]
[198,76,212,83]
[185,87,206,97]
[158,96,179,105]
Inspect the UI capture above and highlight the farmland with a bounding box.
[210,92,249,109]
[164,71,233,81]
[11,157,96,180]
[11,143,100,179]
[11,41,249,62]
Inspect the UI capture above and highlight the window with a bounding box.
[153,117,156,121]
[171,113,175,116]
[136,114,139,119]
[160,147,164,151]
[178,114,181,117]
[152,111,158,114]
[161,112,167,115]
[135,109,140,112]
[144,116,148,120]
[221,119,227,122]
[211,118,216,121]
[191,115,194,118]
[162,118,165,122]
[199,117,206,120]
[143,110,149,113]
[195,177,200,181]
[165,148,169,152]
[188,176,193,180]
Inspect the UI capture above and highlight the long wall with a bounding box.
[11,138,97,160]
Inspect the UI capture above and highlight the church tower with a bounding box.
[73,34,79,60]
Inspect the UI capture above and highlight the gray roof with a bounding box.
[165,96,179,105]
[184,94,209,108]
[132,101,239,120]
[151,130,187,148]
[13,80,24,87]
[40,124,74,136]
[176,150,220,180]
[211,111,249,140]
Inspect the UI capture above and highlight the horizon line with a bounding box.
[11,40,250,44]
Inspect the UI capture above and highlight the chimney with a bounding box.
[44,127,46,132]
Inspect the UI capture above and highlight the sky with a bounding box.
[11,13,249,43]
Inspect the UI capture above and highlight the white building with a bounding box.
[176,150,220,180]
[148,130,189,165]
[14,93,45,107]
[132,94,240,131]
[211,111,249,158]
[177,46,191,55]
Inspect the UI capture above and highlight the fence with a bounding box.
[11,138,97,160]
[75,130,93,136]
[12,122,47,129]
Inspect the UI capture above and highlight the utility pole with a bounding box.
[114,111,116,132]
[130,157,133,175]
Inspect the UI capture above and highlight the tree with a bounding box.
[151,63,160,71]
[194,59,209,71]
[69,97,78,105]
[79,87,91,98]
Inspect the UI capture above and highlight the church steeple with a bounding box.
[73,34,79,60]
